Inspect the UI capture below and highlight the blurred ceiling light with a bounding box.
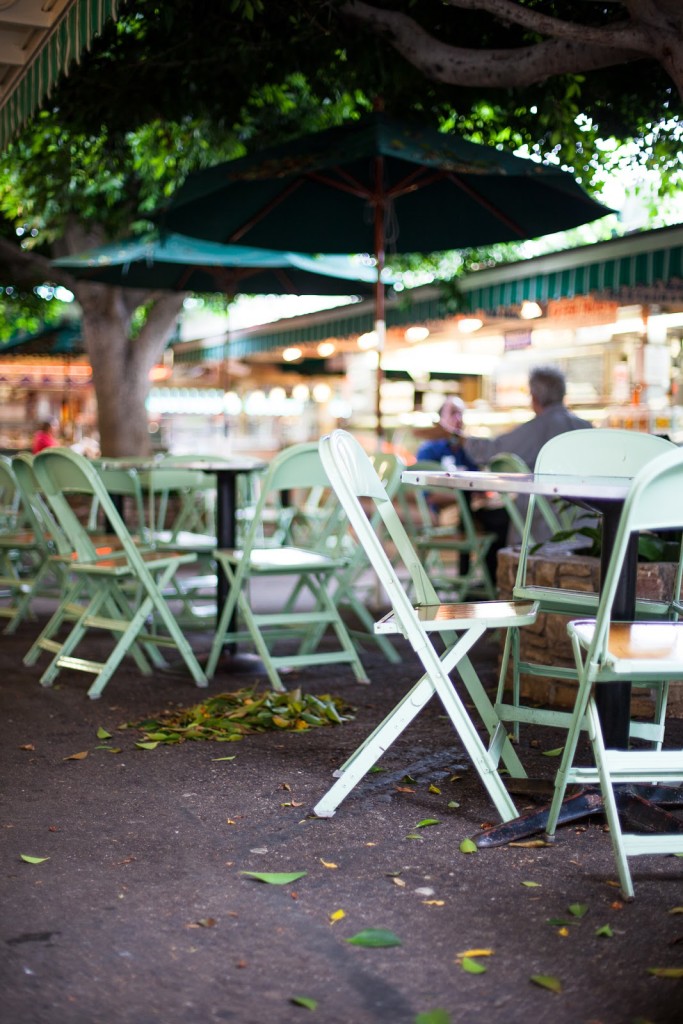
[222,391,242,415]
[457,317,484,334]
[357,330,379,350]
[282,346,303,361]
[405,325,430,343]
[520,300,543,320]
[148,365,172,381]
[317,341,336,357]
[312,382,332,403]
[292,383,310,402]
[269,386,287,403]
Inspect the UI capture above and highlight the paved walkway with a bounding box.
[1,591,682,1024]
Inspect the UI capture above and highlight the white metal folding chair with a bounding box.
[545,445,683,898]
[313,430,538,823]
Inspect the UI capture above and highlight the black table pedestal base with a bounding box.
[473,783,683,848]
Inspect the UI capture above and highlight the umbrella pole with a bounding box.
[374,159,386,447]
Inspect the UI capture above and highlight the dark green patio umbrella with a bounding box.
[53,232,385,296]
[162,112,611,431]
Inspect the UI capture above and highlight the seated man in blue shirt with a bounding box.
[416,397,479,474]
[416,397,508,583]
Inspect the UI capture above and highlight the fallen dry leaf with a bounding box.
[64,751,89,761]
[19,744,35,751]
[320,859,338,869]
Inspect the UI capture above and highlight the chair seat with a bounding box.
[570,619,683,671]
[219,545,348,572]
[71,547,197,575]
[376,599,538,634]
[153,529,217,550]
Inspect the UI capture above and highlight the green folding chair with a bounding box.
[496,428,678,744]
[313,429,538,823]
[396,460,497,600]
[206,441,369,691]
[0,453,22,529]
[30,447,207,699]
[486,451,566,544]
[545,445,683,899]
[0,456,51,632]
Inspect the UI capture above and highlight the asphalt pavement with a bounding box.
[1,596,682,1024]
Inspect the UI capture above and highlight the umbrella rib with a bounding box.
[446,172,528,238]
[228,178,306,243]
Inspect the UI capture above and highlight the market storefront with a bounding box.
[168,223,683,450]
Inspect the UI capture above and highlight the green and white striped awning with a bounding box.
[0,0,120,151]
[459,223,683,312]
[173,224,683,363]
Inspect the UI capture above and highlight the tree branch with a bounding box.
[443,0,648,52]
[0,236,58,289]
[341,2,644,88]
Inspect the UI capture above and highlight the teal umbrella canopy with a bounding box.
[162,113,611,436]
[53,233,388,297]
[162,112,611,253]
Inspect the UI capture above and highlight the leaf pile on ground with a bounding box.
[124,688,355,745]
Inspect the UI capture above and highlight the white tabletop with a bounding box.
[401,469,632,502]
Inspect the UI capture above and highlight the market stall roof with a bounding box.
[173,224,683,362]
[0,318,83,355]
[0,0,120,151]
[459,222,683,314]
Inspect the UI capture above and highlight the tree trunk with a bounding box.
[75,280,184,457]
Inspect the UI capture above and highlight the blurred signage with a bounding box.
[547,296,619,320]
[503,330,532,351]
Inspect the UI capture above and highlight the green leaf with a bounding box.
[459,838,477,854]
[290,996,317,1010]
[96,726,112,739]
[461,957,487,974]
[542,747,564,757]
[211,756,236,761]
[405,833,423,841]
[530,974,562,993]
[647,967,683,978]
[345,928,402,948]
[415,1012,451,1024]
[447,801,460,809]
[20,854,49,864]
[547,918,571,927]
[135,741,159,750]
[568,903,589,918]
[415,818,441,829]
[595,924,613,938]
[241,870,307,885]
[521,881,541,887]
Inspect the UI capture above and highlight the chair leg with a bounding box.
[314,675,434,817]
[24,575,87,667]
[314,629,520,823]
[585,700,635,900]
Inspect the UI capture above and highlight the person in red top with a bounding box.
[32,420,58,454]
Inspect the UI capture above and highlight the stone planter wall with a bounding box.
[497,545,683,719]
